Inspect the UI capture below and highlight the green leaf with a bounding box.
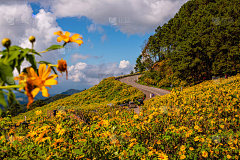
[6,50,21,64]
[73,149,83,155]
[0,89,7,109]
[46,45,62,51]
[31,49,42,57]
[7,90,16,108]
[15,57,24,74]
[19,48,31,59]
[26,54,37,73]
[9,45,23,51]
[0,62,14,85]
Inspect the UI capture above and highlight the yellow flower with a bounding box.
[200,138,205,143]
[202,150,208,158]
[149,114,153,119]
[134,115,139,119]
[116,110,119,115]
[51,138,65,148]
[14,64,58,109]
[148,151,154,156]
[27,130,37,138]
[194,125,199,130]
[125,131,131,137]
[226,155,232,159]
[35,110,42,115]
[102,120,109,126]
[54,31,83,46]
[180,155,186,159]
[55,124,62,133]
[130,138,137,142]
[35,133,44,145]
[139,112,143,116]
[31,64,58,97]
[129,142,135,148]
[194,136,199,141]
[158,152,168,160]
[189,147,194,151]
[58,129,66,136]
[180,145,186,151]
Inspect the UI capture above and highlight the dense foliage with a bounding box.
[136,0,240,87]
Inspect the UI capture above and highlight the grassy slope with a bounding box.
[2,74,240,159]
[11,77,144,123]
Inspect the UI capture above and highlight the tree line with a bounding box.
[134,0,239,86]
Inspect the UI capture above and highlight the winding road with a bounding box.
[119,74,171,114]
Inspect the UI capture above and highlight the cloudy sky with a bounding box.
[0,0,188,95]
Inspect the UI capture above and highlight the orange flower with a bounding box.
[57,58,68,80]
[54,31,83,46]
[14,64,58,109]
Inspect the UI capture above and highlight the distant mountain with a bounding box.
[61,89,84,95]
[0,89,84,112]
[20,94,71,112]
[0,92,56,111]
[42,94,71,104]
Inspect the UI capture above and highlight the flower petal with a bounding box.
[31,88,40,98]
[27,68,38,78]
[54,31,63,36]
[70,34,81,40]
[63,37,70,43]
[41,87,50,97]
[57,36,64,43]
[38,64,46,78]
[42,66,52,80]
[64,31,70,37]
[45,74,58,80]
[73,40,84,46]
[44,79,58,86]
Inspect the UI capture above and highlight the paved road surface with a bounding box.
[119,74,171,114]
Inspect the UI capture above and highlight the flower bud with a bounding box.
[29,36,35,43]
[2,38,11,48]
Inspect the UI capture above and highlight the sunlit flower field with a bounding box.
[0,75,239,159]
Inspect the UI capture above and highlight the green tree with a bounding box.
[7,102,23,117]
[134,54,146,73]
[27,99,47,111]
[136,0,240,86]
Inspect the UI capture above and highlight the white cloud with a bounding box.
[0,3,65,68]
[60,60,134,84]
[47,0,186,36]
[119,60,131,69]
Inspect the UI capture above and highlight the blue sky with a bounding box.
[0,0,188,95]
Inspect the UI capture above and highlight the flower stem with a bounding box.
[38,43,67,54]
[48,64,58,67]
[0,84,24,89]
[38,50,48,54]
[31,43,33,53]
